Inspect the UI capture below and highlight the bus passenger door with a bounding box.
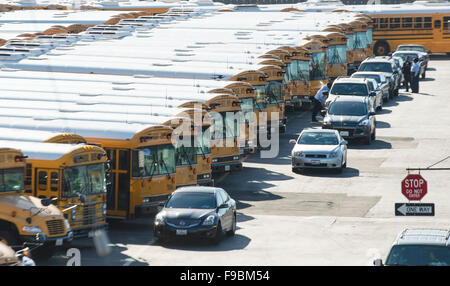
[35,168,60,200]
[104,148,130,219]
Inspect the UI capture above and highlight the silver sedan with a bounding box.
[290,129,348,173]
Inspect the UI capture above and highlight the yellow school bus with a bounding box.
[178,94,242,174]
[229,70,270,147]
[369,10,450,55]
[224,82,258,155]
[0,141,107,239]
[302,39,329,98]
[259,65,286,134]
[282,47,311,110]
[322,32,349,79]
[0,147,72,257]
[348,20,370,66]
[85,125,176,219]
[163,110,213,186]
[355,14,374,59]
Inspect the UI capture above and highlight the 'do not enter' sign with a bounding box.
[401,174,427,201]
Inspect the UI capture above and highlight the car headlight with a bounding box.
[22,226,42,234]
[358,119,370,126]
[202,215,216,226]
[329,151,338,158]
[294,151,305,157]
[155,213,165,225]
[64,219,71,231]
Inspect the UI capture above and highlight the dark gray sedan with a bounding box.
[154,186,236,244]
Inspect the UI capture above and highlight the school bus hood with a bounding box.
[0,194,63,217]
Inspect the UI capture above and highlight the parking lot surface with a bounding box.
[39,56,450,266]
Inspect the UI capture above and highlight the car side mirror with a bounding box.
[289,139,296,144]
[373,258,383,266]
[369,112,376,116]
[218,203,228,209]
[320,110,327,117]
[341,140,348,145]
[370,92,376,97]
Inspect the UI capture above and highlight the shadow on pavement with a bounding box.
[349,139,392,150]
[376,121,391,129]
[294,167,359,178]
[157,234,251,252]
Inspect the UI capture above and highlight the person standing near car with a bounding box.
[402,56,412,92]
[312,81,332,122]
[410,58,420,93]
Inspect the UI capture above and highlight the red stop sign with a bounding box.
[402,174,427,201]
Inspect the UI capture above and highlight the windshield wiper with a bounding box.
[159,153,172,179]
[180,146,194,169]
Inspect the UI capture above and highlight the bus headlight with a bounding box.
[212,158,218,163]
[64,219,71,231]
[22,226,42,234]
[103,204,107,216]
[143,198,150,204]
[71,209,76,220]
[233,156,239,161]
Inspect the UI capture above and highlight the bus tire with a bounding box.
[0,229,19,248]
[373,40,390,56]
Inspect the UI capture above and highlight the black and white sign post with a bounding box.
[396,173,435,217]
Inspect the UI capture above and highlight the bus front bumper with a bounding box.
[211,160,242,173]
[20,231,74,247]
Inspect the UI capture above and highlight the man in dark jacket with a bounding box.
[402,56,412,92]
[410,58,420,93]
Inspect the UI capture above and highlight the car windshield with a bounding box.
[165,192,216,209]
[331,83,368,96]
[298,132,339,145]
[62,163,106,197]
[328,101,367,116]
[353,74,381,83]
[386,245,450,266]
[359,62,393,73]
[397,46,426,53]
[394,53,420,62]
[0,168,24,193]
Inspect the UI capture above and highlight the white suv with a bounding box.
[325,77,378,111]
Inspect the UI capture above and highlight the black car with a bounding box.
[154,186,236,244]
[322,96,376,145]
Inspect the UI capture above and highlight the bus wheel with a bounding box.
[374,41,390,56]
[0,230,19,247]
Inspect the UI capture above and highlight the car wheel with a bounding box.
[227,215,237,237]
[211,223,224,245]
[365,133,372,145]
[394,88,399,97]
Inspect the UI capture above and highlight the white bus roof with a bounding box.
[0,115,166,140]
[0,140,88,161]
[0,127,83,143]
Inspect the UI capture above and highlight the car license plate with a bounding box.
[225,165,231,171]
[56,239,63,246]
[176,229,187,236]
[311,160,321,165]
[340,131,349,136]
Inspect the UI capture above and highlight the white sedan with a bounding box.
[290,129,348,173]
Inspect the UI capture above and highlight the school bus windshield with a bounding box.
[266,81,284,105]
[285,60,309,82]
[196,129,211,155]
[132,144,175,177]
[310,52,326,81]
[253,86,267,110]
[175,142,197,166]
[327,45,347,65]
[62,163,106,197]
[0,168,24,193]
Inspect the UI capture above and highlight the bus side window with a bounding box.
[373,18,378,29]
[424,17,432,29]
[25,163,32,194]
[415,17,423,29]
[38,171,47,191]
[379,18,388,29]
[444,16,450,32]
[402,17,412,28]
[390,18,400,29]
[50,172,59,192]
[434,20,441,29]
